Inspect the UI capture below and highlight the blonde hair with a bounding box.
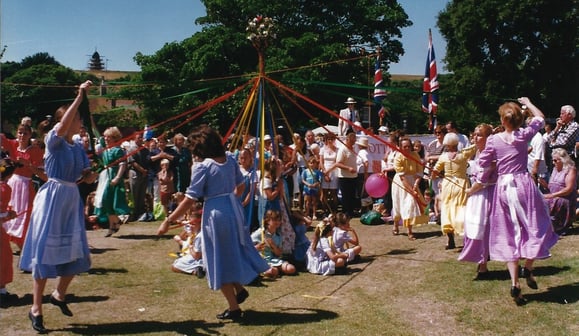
[103,126,122,141]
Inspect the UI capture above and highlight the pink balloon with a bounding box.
[365,173,389,198]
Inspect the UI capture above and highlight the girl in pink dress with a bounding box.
[469,98,558,305]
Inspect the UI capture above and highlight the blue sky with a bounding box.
[1,0,448,75]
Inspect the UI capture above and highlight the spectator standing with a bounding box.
[445,121,469,150]
[128,132,150,221]
[338,97,360,136]
[158,158,175,218]
[425,125,447,195]
[527,116,548,184]
[333,132,358,217]
[320,133,339,214]
[172,133,192,193]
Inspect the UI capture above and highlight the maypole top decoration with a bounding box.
[246,15,277,51]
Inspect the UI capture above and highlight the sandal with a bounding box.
[408,234,416,241]
[392,227,399,235]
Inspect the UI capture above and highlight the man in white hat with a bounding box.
[338,97,360,136]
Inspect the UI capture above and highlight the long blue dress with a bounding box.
[20,126,91,279]
[186,153,269,290]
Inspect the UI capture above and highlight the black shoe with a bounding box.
[216,308,243,320]
[50,294,73,316]
[236,289,249,304]
[29,311,47,333]
[195,267,206,279]
[445,233,456,250]
[104,230,113,237]
[521,267,538,289]
[510,286,527,306]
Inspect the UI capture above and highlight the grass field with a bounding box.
[2,219,577,336]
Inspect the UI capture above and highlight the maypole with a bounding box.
[246,16,278,239]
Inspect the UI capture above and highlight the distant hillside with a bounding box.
[390,74,422,81]
[76,70,139,81]
[77,69,422,82]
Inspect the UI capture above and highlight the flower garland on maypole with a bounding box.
[246,15,277,76]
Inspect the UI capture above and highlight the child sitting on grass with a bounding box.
[306,218,348,275]
[332,212,362,263]
[171,201,204,278]
[251,210,297,278]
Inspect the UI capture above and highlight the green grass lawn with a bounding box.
[2,220,578,335]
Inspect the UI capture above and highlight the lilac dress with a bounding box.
[477,117,558,262]
[458,153,496,264]
[19,126,91,279]
[186,153,269,290]
[546,167,577,234]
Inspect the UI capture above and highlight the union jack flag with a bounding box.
[422,29,439,130]
[374,55,387,119]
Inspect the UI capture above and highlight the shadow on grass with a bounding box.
[88,267,129,276]
[525,282,579,305]
[6,293,109,308]
[116,234,161,240]
[89,247,118,254]
[59,308,338,334]
[413,231,443,239]
[63,320,223,335]
[240,308,338,326]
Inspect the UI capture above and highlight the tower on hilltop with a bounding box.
[88,50,105,71]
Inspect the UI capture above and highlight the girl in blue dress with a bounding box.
[157,125,269,320]
[20,81,98,333]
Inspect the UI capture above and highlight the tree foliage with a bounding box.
[438,0,578,127]
[123,0,412,134]
[1,52,107,129]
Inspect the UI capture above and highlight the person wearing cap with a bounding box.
[338,97,360,136]
[378,125,389,135]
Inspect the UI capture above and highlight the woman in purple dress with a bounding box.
[157,125,269,321]
[20,81,98,333]
[542,148,576,235]
[459,124,495,279]
[469,98,558,305]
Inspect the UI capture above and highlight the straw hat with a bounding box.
[344,97,357,104]
[356,137,369,148]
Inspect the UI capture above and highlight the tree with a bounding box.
[438,0,578,122]
[124,0,412,134]
[1,62,95,125]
